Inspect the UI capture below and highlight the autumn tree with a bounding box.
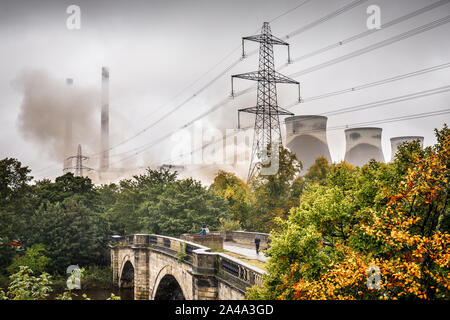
[210,170,252,229]
[247,145,302,232]
[247,126,450,300]
[304,156,331,186]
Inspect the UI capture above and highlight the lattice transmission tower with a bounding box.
[63,144,93,177]
[231,22,301,181]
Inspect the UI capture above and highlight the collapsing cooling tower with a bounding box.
[285,115,332,172]
[390,136,424,161]
[100,67,109,171]
[63,78,74,172]
[344,127,385,167]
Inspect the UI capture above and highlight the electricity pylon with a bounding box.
[63,144,93,177]
[231,22,301,182]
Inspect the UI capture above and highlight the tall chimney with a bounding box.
[63,78,74,173]
[344,127,385,167]
[285,115,332,172]
[390,136,424,161]
[101,67,109,170]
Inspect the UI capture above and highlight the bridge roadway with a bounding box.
[110,233,267,300]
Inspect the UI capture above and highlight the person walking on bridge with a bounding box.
[254,235,261,255]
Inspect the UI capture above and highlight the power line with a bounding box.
[269,0,313,23]
[285,0,369,39]
[115,84,450,168]
[290,0,450,64]
[88,0,365,158]
[143,12,450,162]
[233,13,450,99]
[167,108,450,168]
[288,15,450,78]
[320,85,450,116]
[35,3,450,174]
[286,62,450,105]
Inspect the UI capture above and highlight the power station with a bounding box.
[285,115,332,172]
[344,127,385,167]
[390,136,424,161]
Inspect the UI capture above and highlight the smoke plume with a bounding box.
[14,70,98,164]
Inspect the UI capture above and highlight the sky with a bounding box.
[0,0,449,183]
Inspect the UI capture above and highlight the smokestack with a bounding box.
[63,78,74,172]
[101,67,109,170]
[390,136,424,161]
[284,115,332,172]
[344,127,385,166]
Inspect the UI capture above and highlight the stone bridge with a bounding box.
[110,233,266,300]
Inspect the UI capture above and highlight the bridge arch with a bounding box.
[151,265,187,300]
[119,256,134,288]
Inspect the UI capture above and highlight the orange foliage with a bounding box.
[292,136,450,300]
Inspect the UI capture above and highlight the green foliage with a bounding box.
[7,244,50,275]
[106,293,121,300]
[27,196,110,273]
[210,171,252,229]
[140,177,229,236]
[247,125,450,300]
[82,266,114,289]
[304,156,330,186]
[0,158,34,270]
[105,168,178,234]
[1,266,52,300]
[176,243,187,263]
[218,217,242,232]
[247,146,302,232]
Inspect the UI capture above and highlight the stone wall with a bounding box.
[111,233,265,300]
[180,233,224,251]
[217,280,246,300]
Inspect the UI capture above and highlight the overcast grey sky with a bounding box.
[0,0,449,182]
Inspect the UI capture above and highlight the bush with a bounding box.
[7,244,50,275]
[81,266,113,289]
[218,217,242,232]
[0,266,52,300]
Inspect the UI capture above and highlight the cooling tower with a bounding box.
[100,67,109,170]
[285,115,332,172]
[390,136,424,161]
[344,127,385,166]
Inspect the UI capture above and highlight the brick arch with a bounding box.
[151,264,189,300]
[118,255,134,287]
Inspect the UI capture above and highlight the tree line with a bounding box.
[1,125,448,300]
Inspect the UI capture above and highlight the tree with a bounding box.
[210,171,252,229]
[247,126,450,300]
[247,146,302,232]
[27,196,110,273]
[304,156,331,186]
[105,168,177,235]
[0,158,34,271]
[0,158,32,205]
[32,173,100,211]
[0,266,52,300]
[140,178,229,237]
[7,244,51,275]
